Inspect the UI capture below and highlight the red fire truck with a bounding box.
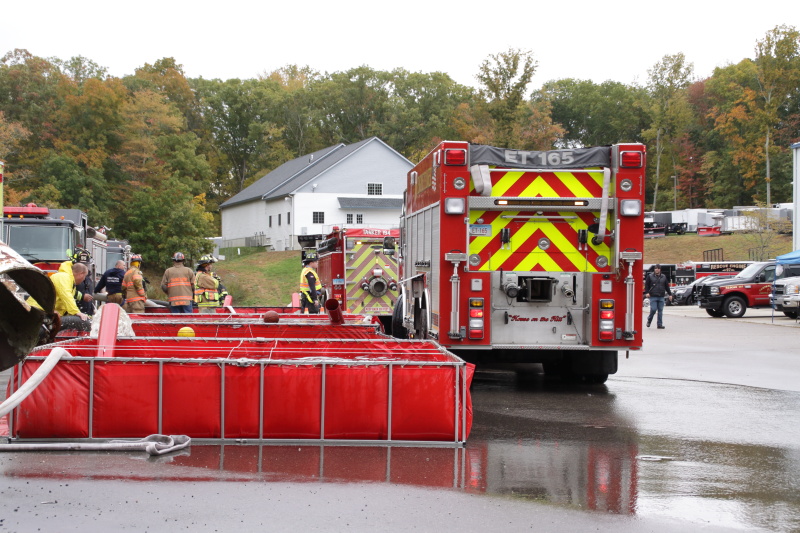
[2,204,108,279]
[316,227,400,329]
[392,141,647,383]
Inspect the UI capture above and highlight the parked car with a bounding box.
[695,261,800,318]
[672,277,718,306]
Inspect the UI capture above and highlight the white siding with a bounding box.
[220,201,267,241]
[220,139,412,250]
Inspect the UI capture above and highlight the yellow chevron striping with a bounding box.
[489,170,603,198]
[490,171,525,196]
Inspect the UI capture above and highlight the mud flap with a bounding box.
[567,350,618,375]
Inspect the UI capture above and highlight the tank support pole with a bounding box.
[444,252,468,340]
[620,251,642,339]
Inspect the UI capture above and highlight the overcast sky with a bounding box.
[2,1,797,90]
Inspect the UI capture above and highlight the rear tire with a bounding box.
[390,294,407,339]
[783,310,799,319]
[413,304,428,339]
[723,296,747,318]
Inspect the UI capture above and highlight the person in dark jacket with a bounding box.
[644,264,673,329]
[95,260,127,305]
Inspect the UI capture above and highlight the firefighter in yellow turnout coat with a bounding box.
[194,255,227,313]
[299,253,322,314]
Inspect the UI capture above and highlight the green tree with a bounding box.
[476,48,536,147]
[263,65,324,156]
[537,79,649,147]
[310,66,392,145]
[704,60,762,206]
[0,50,65,183]
[114,177,215,267]
[194,77,290,197]
[753,24,800,206]
[49,55,108,83]
[376,69,471,160]
[643,53,694,211]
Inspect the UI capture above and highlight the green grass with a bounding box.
[643,232,794,265]
[214,250,300,306]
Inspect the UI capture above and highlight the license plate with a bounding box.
[470,224,492,237]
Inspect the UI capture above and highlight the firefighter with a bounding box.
[27,261,92,334]
[95,260,127,305]
[122,254,147,314]
[299,252,322,314]
[194,255,228,313]
[65,247,95,315]
[161,252,196,313]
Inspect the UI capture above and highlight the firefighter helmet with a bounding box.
[302,251,318,265]
[172,252,186,262]
[70,247,91,263]
[197,255,216,267]
[130,254,143,265]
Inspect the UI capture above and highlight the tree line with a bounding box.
[0,25,797,263]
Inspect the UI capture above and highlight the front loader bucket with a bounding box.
[0,240,56,371]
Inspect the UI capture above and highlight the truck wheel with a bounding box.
[413,306,428,339]
[783,310,799,319]
[723,296,747,318]
[676,226,685,235]
[390,295,407,339]
[705,309,725,317]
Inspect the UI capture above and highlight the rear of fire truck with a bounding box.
[393,142,646,383]
[317,227,400,330]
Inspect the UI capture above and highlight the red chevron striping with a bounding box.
[546,177,583,198]
[492,172,533,197]
[496,227,576,272]
[573,171,604,197]
[547,213,604,269]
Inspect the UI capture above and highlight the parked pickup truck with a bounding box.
[694,261,800,318]
[771,276,800,319]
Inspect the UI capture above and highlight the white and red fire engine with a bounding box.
[316,227,400,329]
[392,141,647,383]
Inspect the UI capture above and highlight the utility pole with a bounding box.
[793,143,799,251]
[672,175,677,211]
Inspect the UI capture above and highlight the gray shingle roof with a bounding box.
[337,197,403,209]
[220,137,384,209]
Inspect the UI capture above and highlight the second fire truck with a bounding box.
[316,227,400,329]
[393,141,647,383]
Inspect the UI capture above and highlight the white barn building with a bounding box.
[220,137,412,250]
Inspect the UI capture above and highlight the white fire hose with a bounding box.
[0,347,190,455]
[0,347,69,418]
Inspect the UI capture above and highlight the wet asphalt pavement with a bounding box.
[0,306,798,532]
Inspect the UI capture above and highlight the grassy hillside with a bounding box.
[144,250,301,307]
[142,232,795,307]
[642,232,794,265]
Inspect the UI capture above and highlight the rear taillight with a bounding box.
[620,151,643,168]
[468,298,484,339]
[599,299,615,341]
[444,149,467,166]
